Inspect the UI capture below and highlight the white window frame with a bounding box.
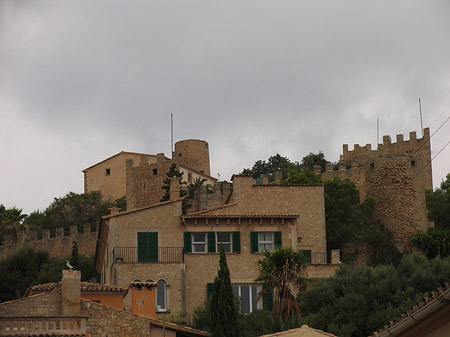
[157,279,167,312]
[258,232,274,252]
[232,284,262,314]
[216,232,232,253]
[192,233,207,253]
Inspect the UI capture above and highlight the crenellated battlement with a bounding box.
[0,224,98,260]
[341,128,430,164]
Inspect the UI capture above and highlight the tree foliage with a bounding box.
[210,244,240,337]
[255,247,307,320]
[410,173,450,259]
[0,247,99,303]
[299,254,450,337]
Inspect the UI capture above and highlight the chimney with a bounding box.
[61,270,81,316]
[170,177,180,200]
[274,171,282,184]
[109,206,121,215]
[261,174,269,185]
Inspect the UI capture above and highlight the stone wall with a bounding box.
[321,128,433,246]
[126,154,176,209]
[0,224,97,261]
[0,291,61,316]
[81,300,151,337]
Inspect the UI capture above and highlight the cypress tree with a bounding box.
[211,244,240,337]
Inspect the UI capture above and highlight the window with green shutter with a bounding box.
[300,250,312,264]
[137,232,158,262]
[208,232,216,252]
[274,231,282,248]
[184,232,192,253]
[250,232,259,253]
[232,231,241,253]
[207,282,215,298]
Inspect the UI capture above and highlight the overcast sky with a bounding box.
[1,0,449,214]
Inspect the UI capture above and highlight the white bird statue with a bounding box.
[66,260,74,270]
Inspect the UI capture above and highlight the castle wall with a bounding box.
[0,224,97,260]
[321,128,433,246]
[175,140,211,176]
[125,154,175,209]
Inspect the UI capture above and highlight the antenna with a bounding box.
[171,113,174,152]
[377,118,379,144]
[419,98,424,137]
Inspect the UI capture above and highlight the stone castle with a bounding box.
[321,128,432,244]
[1,130,433,260]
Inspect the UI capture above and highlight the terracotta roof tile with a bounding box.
[25,282,129,296]
[370,281,450,336]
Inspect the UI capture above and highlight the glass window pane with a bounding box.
[232,284,239,298]
[193,244,206,252]
[217,233,230,243]
[241,285,250,314]
[157,280,166,310]
[192,233,206,242]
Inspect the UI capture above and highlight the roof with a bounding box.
[102,197,184,219]
[260,325,337,337]
[371,281,450,336]
[82,151,158,172]
[179,163,218,182]
[24,282,129,297]
[184,203,299,219]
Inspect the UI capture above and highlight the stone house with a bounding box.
[95,175,340,320]
[0,270,211,337]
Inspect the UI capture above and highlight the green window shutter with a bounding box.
[207,282,215,298]
[250,232,258,253]
[274,231,282,248]
[138,232,149,262]
[148,232,158,262]
[301,250,312,264]
[208,232,216,253]
[262,284,273,311]
[232,231,241,253]
[184,232,192,253]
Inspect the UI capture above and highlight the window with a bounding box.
[157,279,167,312]
[152,169,157,175]
[192,233,207,253]
[258,233,274,252]
[137,232,158,262]
[105,168,111,175]
[232,284,262,314]
[251,231,282,253]
[217,232,231,252]
[184,232,241,253]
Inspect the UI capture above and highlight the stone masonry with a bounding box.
[0,224,97,261]
[321,128,433,245]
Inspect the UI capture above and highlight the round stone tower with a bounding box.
[174,139,211,176]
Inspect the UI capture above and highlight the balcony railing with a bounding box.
[311,252,328,264]
[113,247,184,263]
[0,316,87,336]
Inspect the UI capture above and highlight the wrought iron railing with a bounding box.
[113,247,184,263]
[311,252,328,264]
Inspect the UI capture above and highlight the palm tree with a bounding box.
[0,206,28,243]
[255,246,307,320]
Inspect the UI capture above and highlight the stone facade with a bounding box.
[83,151,152,201]
[174,139,211,176]
[97,175,339,320]
[0,224,97,261]
[321,128,433,245]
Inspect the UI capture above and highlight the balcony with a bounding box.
[113,247,184,263]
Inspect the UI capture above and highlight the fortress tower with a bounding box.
[174,139,211,176]
[322,128,433,245]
